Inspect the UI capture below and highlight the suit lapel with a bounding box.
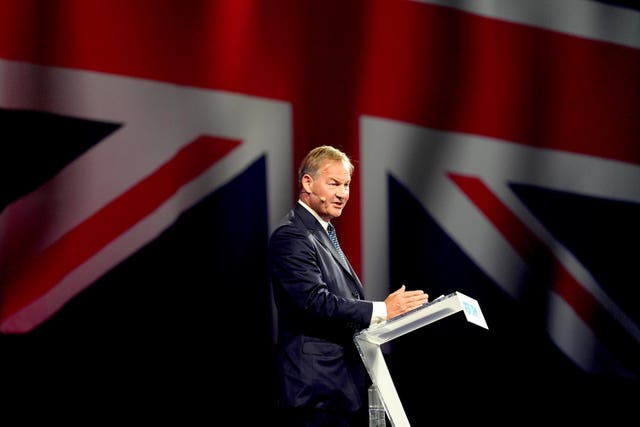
[295,204,364,294]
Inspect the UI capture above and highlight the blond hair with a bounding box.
[298,145,354,183]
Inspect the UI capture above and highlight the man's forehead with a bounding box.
[319,161,351,180]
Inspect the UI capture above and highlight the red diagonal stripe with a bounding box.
[0,136,240,321]
[448,172,639,374]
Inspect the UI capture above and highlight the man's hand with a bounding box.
[384,285,429,320]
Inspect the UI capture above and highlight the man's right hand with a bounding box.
[384,285,429,320]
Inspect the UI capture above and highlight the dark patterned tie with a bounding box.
[327,223,347,264]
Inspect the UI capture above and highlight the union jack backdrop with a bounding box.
[1,0,638,423]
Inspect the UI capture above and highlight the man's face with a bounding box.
[307,160,351,222]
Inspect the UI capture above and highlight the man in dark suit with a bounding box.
[268,145,428,426]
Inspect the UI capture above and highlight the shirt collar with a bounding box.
[298,199,330,231]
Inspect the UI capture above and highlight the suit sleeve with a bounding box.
[269,223,373,328]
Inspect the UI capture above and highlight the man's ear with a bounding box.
[301,173,313,192]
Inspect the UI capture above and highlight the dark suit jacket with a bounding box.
[268,203,373,413]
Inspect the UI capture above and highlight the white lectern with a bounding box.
[354,291,489,427]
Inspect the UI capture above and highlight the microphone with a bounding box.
[305,190,326,203]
